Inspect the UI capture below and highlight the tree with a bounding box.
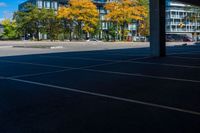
[58,6,75,41]
[1,19,18,40]
[43,9,62,41]
[137,0,149,36]
[183,6,200,41]
[58,0,99,40]
[14,4,43,40]
[14,4,60,41]
[105,0,148,41]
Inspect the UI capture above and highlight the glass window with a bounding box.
[37,0,43,8]
[100,14,105,20]
[51,1,58,10]
[44,1,50,9]
[102,22,107,29]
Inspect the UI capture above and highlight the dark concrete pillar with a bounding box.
[150,0,166,57]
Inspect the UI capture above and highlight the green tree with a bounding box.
[107,24,118,41]
[1,19,18,40]
[14,4,61,41]
[14,4,41,40]
[137,0,149,36]
[43,9,62,41]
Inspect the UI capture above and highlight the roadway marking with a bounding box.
[6,77,200,116]
[129,61,200,69]
[41,55,151,62]
[0,60,69,69]
[0,59,117,69]
[11,69,69,78]
[41,55,200,69]
[0,56,151,71]
[170,56,200,60]
[168,50,200,55]
[3,56,150,79]
[41,55,118,62]
[76,68,200,83]
[9,63,200,83]
[1,57,200,83]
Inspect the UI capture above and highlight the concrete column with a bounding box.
[150,0,166,57]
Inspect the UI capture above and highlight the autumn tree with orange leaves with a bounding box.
[105,0,148,41]
[58,0,99,40]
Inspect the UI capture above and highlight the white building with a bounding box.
[166,0,200,35]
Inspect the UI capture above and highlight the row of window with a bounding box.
[37,0,58,9]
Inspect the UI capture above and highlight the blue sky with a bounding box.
[0,0,26,21]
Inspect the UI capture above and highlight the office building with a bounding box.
[19,0,110,39]
[166,0,200,35]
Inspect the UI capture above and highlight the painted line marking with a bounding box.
[1,57,200,83]
[1,56,150,79]
[6,77,200,116]
[76,68,200,83]
[41,55,200,69]
[11,69,69,78]
[41,55,151,62]
[10,63,200,83]
[129,61,200,69]
[170,56,200,60]
[168,50,200,55]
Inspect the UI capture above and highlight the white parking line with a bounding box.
[41,55,150,62]
[170,56,200,60]
[0,59,118,70]
[7,77,200,116]
[128,61,200,69]
[11,69,69,78]
[9,62,117,78]
[0,60,69,69]
[10,62,200,83]
[77,68,200,83]
[2,56,150,79]
[1,57,200,83]
[41,55,117,62]
[41,55,200,69]
[168,50,200,55]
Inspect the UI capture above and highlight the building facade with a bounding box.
[19,0,110,40]
[0,24,4,36]
[19,0,138,40]
[19,0,67,11]
[166,0,200,35]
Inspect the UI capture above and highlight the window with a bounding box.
[51,1,58,10]
[100,14,105,20]
[44,1,50,9]
[102,22,107,29]
[37,0,43,8]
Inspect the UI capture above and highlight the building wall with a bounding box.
[0,24,4,35]
[18,0,138,40]
[19,0,111,39]
[166,0,200,34]
[19,0,66,11]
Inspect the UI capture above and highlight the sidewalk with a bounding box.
[0,41,195,57]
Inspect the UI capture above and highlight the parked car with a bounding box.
[182,36,193,42]
[166,34,194,42]
[86,38,102,42]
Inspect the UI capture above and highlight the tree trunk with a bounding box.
[121,23,125,41]
[78,21,82,40]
